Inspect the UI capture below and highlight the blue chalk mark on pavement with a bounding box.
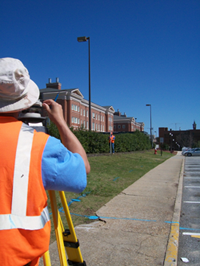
[179,227,200,231]
[51,209,200,231]
[70,212,99,220]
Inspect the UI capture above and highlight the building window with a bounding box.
[92,122,95,130]
[118,125,121,129]
[87,111,88,117]
[83,110,85,116]
[72,117,79,124]
[122,125,125,129]
[87,121,88,129]
[92,112,95,119]
[72,104,79,111]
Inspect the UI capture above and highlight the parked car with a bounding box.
[184,148,200,156]
[182,147,191,155]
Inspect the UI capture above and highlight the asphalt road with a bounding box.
[178,156,200,265]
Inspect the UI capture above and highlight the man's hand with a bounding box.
[42,99,65,128]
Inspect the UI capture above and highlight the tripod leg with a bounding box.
[59,191,85,264]
[48,190,68,266]
[43,250,51,266]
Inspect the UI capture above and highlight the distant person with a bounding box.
[0,57,90,266]
[109,132,115,153]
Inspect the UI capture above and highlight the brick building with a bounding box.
[159,121,200,150]
[39,79,115,132]
[113,110,144,132]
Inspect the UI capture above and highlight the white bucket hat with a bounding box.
[0,57,39,113]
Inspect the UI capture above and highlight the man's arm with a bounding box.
[42,99,90,174]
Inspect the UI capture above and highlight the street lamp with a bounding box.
[146,104,153,147]
[77,36,91,131]
[169,132,173,153]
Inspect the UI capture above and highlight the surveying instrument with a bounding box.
[19,101,86,266]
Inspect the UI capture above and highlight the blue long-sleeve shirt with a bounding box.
[42,136,87,193]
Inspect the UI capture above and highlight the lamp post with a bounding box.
[169,132,173,153]
[146,104,153,148]
[77,36,91,131]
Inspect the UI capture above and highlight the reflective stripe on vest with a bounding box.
[0,206,49,230]
[0,123,50,230]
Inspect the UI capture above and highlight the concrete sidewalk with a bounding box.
[41,152,184,266]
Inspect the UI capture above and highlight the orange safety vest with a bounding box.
[0,116,50,266]
[110,135,115,143]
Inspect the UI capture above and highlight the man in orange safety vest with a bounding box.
[109,131,115,154]
[0,58,90,266]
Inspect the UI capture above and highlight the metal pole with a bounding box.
[150,105,152,147]
[88,37,91,131]
[110,132,112,154]
[77,36,91,131]
[146,104,153,147]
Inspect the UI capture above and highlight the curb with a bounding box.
[164,156,184,266]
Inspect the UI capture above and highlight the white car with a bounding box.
[182,147,191,155]
[184,148,200,156]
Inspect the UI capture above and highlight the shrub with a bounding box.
[47,122,151,153]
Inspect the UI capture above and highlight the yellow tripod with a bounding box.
[42,191,86,266]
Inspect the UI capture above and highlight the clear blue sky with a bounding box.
[1,0,200,135]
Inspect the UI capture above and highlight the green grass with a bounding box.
[47,150,174,242]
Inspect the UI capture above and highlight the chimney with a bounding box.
[114,109,121,116]
[46,78,61,90]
